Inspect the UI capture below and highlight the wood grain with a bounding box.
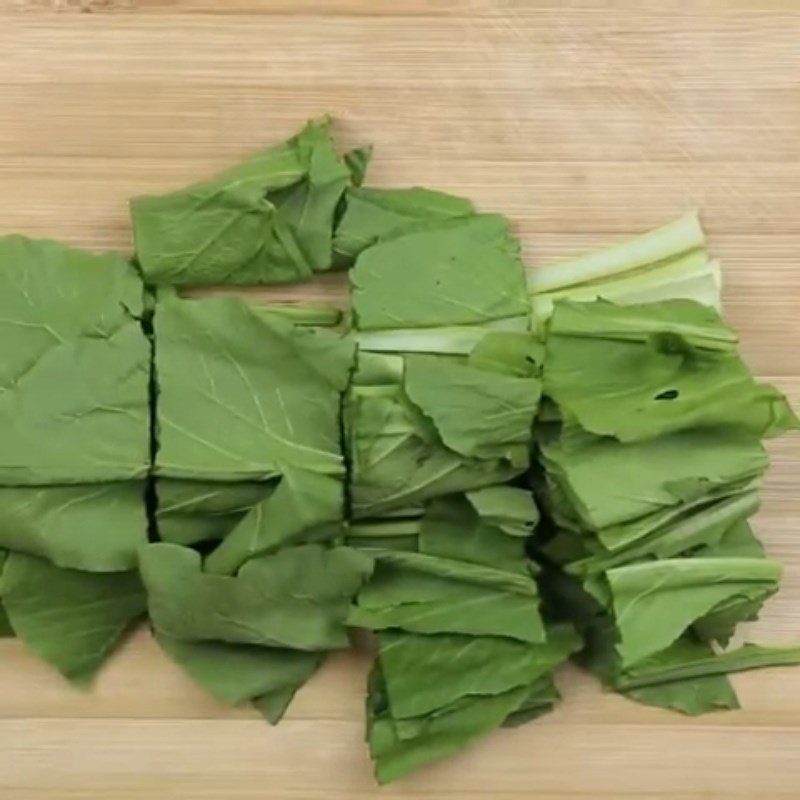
[0,3,799,798]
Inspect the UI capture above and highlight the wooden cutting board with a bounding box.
[0,2,798,798]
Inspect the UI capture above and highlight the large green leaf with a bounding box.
[0,236,149,484]
[141,542,372,651]
[154,291,353,481]
[0,552,145,682]
[132,117,354,285]
[0,483,147,572]
[351,215,530,330]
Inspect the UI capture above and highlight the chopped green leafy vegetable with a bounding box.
[535,296,798,716]
[404,355,540,465]
[350,484,577,781]
[0,483,148,573]
[154,479,272,547]
[544,300,798,441]
[0,236,150,484]
[155,291,351,481]
[141,542,372,723]
[152,290,353,552]
[156,634,322,720]
[141,542,372,650]
[335,186,474,263]
[351,215,529,331]
[204,468,345,575]
[347,357,529,520]
[132,117,363,286]
[607,557,781,667]
[367,624,579,783]
[0,552,146,682]
[0,128,798,786]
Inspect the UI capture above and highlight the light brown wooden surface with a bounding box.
[0,2,799,798]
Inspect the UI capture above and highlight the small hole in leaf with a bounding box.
[654,389,679,401]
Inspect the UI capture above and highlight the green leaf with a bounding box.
[377,626,579,720]
[623,673,739,715]
[132,117,352,286]
[141,543,373,651]
[501,673,561,728]
[368,667,529,784]
[404,355,540,465]
[253,686,303,725]
[463,487,539,537]
[351,215,530,330]
[544,300,798,442]
[417,490,536,573]
[618,638,800,691]
[357,548,538,597]
[349,550,545,643]
[0,552,145,683]
[347,382,520,519]
[155,479,273,546]
[547,298,737,351]
[204,468,345,575]
[154,291,353,481]
[468,331,545,377]
[567,491,760,577]
[615,638,741,715]
[265,122,352,273]
[335,186,473,263]
[607,557,781,667]
[156,633,321,719]
[540,428,767,538]
[0,483,147,572]
[0,236,149,484]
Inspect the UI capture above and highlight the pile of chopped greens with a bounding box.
[0,116,798,783]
